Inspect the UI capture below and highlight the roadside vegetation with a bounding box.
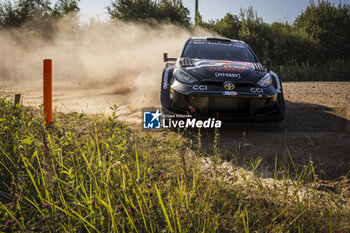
[1,0,349,81]
[1,99,349,232]
[199,2,350,81]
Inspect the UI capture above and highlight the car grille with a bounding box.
[235,82,257,87]
[190,96,249,112]
[173,90,276,116]
[199,80,257,87]
[200,80,223,86]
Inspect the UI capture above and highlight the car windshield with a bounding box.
[182,39,257,62]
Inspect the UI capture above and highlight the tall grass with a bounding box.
[0,98,349,232]
[274,59,350,81]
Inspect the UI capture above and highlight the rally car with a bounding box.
[160,37,285,122]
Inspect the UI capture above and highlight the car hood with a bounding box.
[177,59,267,82]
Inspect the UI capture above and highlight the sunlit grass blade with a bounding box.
[155,185,173,232]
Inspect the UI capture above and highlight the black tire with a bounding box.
[274,84,285,122]
[160,68,174,114]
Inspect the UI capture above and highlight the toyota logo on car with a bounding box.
[224,81,235,90]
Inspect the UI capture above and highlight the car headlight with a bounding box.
[258,74,272,87]
[174,69,198,84]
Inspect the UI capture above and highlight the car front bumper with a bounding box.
[166,79,279,119]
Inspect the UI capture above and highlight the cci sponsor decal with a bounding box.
[192,85,208,91]
[143,110,221,129]
[250,88,264,93]
[215,72,240,78]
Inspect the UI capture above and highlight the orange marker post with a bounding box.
[43,59,52,125]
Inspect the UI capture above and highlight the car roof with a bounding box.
[189,37,246,45]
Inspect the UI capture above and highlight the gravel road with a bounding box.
[1,81,349,178]
[194,82,350,179]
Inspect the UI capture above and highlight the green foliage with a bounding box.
[274,59,350,81]
[52,0,79,17]
[0,100,349,232]
[107,0,157,22]
[0,0,80,28]
[294,0,350,61]
[1,0,348,81]
[107,0,190,27]
[238,6,272,62]
[157,0,190,27]
[268,22,319,65]
[200,13,241,39]
[199,1,350,75]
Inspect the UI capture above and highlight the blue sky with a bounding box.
[79,0,349,23]
[1,0,348,23]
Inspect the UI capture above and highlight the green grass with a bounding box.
[0,98,349,232]
[273,59,350,81]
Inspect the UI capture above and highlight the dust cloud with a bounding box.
[0,16,214,113]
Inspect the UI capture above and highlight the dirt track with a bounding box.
[192,82,350,179]
[1,81,349,178]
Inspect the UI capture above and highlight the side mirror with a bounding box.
[163,52,177,62]
[267,59,271,72]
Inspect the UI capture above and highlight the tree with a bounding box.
[238,6,272,62]
[0,0,80,28]
[53,0,80,17]
[107,0,190,27]
[106,0,157,22]
[157,0,190,27]
[212,13,241,39]
[269,22,319,65]
[294,0,350,60]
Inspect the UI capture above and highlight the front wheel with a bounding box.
[160,68,174,114]
[273,89,285,122]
